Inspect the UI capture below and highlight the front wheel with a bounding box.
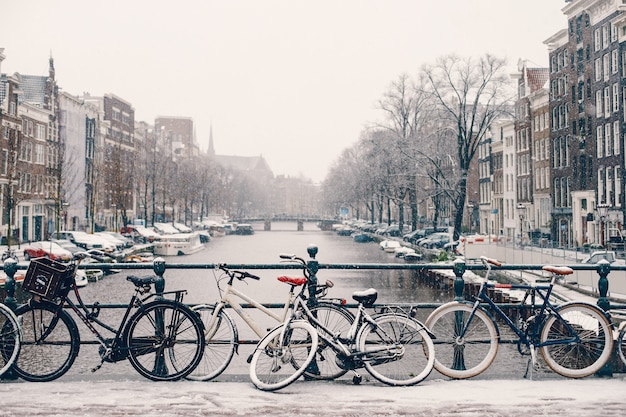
[425,302,499,379]
[186,304,237,381]
[359,313,435,386]
[12,301,80,382]
[540,302,613,378]
[249,321,318,391]
[125,300,205,381]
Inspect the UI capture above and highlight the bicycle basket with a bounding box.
[22,258,76,301]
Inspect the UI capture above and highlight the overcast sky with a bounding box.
[1,0,567,182]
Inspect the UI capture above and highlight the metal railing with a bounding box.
[2,255,626,374]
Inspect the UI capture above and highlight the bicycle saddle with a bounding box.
[126,275,159,287]
[352,288,377,307]
[277,276,307,286]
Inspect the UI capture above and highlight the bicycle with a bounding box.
[0,302,21,378]
[12,253,205,382]
[247,252,436,391]
[188,253,354,381]
[425,256,613,379]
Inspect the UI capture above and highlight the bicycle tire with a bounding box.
[12,301,80,382]
[0,304,21,377]
[125,300,205,381]
[303,301,355,380]
[425,301,499,379]
[249,320,318,391]
[618,326,626,368]
[540,302,613,378]
[359,313,435,386]
[186,304,237,381]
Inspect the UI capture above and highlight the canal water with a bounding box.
[90,222,448,303]
[77,221,447,307]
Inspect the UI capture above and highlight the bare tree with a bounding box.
[422,54,512,239]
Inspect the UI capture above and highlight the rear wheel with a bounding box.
[303,302,355,380]
[13,301,80,382]
[0,305,21,377]
[186,304,237,381]
[359,313,435,386]
[249,321,318,391]
[125,300,205,381]
[540,303,613,378]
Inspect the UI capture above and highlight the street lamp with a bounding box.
[517,204,525,246]
[596,203,610,249]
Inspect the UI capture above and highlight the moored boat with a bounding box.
[153,232,205,256]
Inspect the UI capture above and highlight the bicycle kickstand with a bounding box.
[524,344,537,380]
[91,347,113,373]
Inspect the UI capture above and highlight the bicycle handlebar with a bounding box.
[217,264,261,281]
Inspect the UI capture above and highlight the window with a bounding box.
[616,167,622,207]
[604,54,610,81]
[605,124,613,156]
[604,86,611,118]
[35,144,45,164]
[595,28,601,51]
[603,25,609,49]
[598,168,605,203]
[595,58,602,82]
[597,126,604,157]
[613,83,620,112]
[614,121,620,155]
[612,50,619,74]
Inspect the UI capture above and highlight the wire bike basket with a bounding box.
[22,257,77,301]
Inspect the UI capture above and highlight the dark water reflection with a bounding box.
[76,222,450,308]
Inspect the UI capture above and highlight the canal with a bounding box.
[78,221,447,307]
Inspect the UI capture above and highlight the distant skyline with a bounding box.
[0,0,567,182]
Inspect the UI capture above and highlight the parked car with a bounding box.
[23,241,73,262]
[51,239,84,256]
[57,231,116,252]
[418,232,451,249]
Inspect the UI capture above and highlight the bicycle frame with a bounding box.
[462,270,585,351]
[204,279,296,341]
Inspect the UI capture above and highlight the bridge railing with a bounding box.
[2,256,626,373]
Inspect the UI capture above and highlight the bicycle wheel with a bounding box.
[186,304,237,381]
[425,301,499,379]
[618,326,626,368]
[540,302,613,378]
[12,301,80,382]
[249,320,318,391]
[358,313,435,386]
[303,301,355,380]
[0,304,21,377]
[125,300,205,381]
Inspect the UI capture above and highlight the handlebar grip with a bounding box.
[240,271,261,280]
[480,256,502,267]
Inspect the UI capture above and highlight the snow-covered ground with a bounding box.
[1,376,626,416]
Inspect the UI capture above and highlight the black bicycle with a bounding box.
[12,253,205,382]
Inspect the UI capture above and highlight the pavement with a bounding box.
[2,373,626,416]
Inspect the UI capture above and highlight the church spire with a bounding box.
[208,123,215,157]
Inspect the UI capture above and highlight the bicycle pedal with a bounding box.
[246,354,253,364]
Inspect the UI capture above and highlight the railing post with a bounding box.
[1,258,19,380]
[453,258,466,301]
[2,258,19,312]
[152,257,166,298]
[306,244,319,308]
[596,259,611,312]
